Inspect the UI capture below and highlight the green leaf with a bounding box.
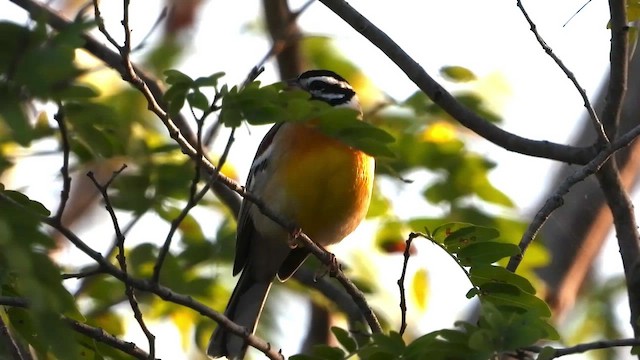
[55,84,99,100]
[310,344,345,360]
[289,355,321,360]
[432,223,500,249]
[366,184,391,218]
[331,327,357,352]
[457,242,520,266]
[403,91,434,116]
[187,90,210,111]
[194,72,225,87]
[1,189,51,217]
[480,283,551,317]
[156,204,205,242]
[475,181,514,207]
[469,265,535,294]
[65,102,127,158]
[537,346,557,360]
[371,332,405,354]
[127,243,158,278]
[164,69,194,85]
[0,84,32,146]
[467,328,494,352]
[440,65,477,82]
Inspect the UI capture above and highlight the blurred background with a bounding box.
[1,0,636,359]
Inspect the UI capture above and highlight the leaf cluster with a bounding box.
[0,187,97,359]
[219,81,395,157]
[294,224,557,360]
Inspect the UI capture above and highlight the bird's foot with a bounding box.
[287,227,303,249]
[314,252,341,280]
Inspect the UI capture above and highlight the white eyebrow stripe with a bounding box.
[302,76,353,90]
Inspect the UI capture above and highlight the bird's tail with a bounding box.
[207,268,272,359]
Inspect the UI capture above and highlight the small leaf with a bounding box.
[412,269,429,311]
[480,283,551,317]
[194,72,225,87]
[537,346,557,360]
[2,189,51,217]
[440,65,477,82]
[0,85,32,146]
[457,242,520,267]
[311,344,345,360]
[371,332,405,354]
[187,90,209,111]
[55,84,99,100]
[470,265,535,294]
[331,327,357,353]
[164,69,194,85]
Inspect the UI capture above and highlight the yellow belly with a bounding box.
[268,123,374,246]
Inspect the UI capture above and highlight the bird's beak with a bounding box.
[285,78,299,90]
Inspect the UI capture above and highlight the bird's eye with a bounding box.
[308,80,326,91]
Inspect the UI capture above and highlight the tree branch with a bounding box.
[52,105,72,222]
[64,318,155,360]
[507,118,640,272]
[0,296,156,360]
[317,0,595,164]
[87,162,157,358]
[596,163,640,336]
[262,0,308,79]
[526,337,640,358]
[8,0,382,339]
[601,0,629,139]
[397,234,415,336]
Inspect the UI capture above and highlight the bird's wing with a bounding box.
[232,122,284,276]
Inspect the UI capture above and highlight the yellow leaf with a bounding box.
[171,308,196,349]
[411,268,429,312]
[421,121,456,143]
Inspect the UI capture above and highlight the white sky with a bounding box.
[2,0,633,359]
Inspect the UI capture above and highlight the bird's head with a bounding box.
[288,70,361,113]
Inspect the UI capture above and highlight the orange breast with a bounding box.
[272,123,374,246]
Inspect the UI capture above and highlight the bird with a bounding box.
[207,69,375,359]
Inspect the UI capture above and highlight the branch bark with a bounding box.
[317,0,596,164]
[262,0,304,79]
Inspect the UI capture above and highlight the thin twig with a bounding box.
[65,318,156,360]
[87,162,156,359]
[397,234,415,336]
[73,213,143,297]
[525,337,640,358]
[92,0,120,49]
[11,0,381,337]
[61,267,105,280]
[516,0,608,143]
[0,296,155,360]
[563,0,593,27]
[507,118,640,272]
[0,296,29,308]
[53,105,72,221]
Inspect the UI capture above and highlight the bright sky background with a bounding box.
[2,0,634,359]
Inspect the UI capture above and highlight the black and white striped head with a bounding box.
[290,70,361,112]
